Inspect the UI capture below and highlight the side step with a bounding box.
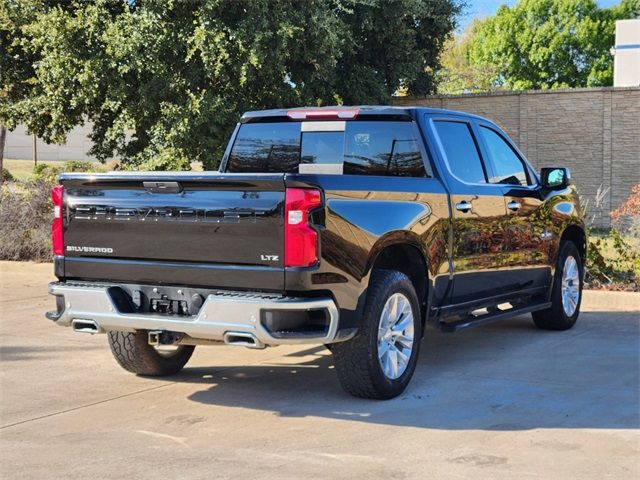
[437,301,551,332]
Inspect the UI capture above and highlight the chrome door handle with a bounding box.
[507,201,521,211]
[455,201,472,213]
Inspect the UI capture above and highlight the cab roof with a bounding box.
[240,105,492,124]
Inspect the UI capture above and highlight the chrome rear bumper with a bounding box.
[47,282,340,347]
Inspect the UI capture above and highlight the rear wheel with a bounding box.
[107,330,195,376]
[332,270,422,399]
[532,241,583,331]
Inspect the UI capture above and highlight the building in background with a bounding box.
[4,123,95,162]
[612,19,640,87]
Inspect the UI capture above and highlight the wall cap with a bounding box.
[393,86,640,102]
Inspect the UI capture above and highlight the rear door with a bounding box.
[61,173,286,290]
[426,115,511,307]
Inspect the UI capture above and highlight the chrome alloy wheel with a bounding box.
[377,293,415,380]
[561,255,580,316]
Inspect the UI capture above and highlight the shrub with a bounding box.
[2,168,14,182]
[32,160,103,183]
[0,180,53,262]
[586,228,639,291]
[63,160,95,172]
[610,185,640,237]
[32,163,63,183]
[1,160,106,262]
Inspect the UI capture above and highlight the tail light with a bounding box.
[284,188,322,267]
[51,185,64,256]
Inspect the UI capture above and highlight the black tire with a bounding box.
[107,330,195,376]
[532,241,583,331]
[332,269,422,399]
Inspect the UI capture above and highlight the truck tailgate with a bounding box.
[60,173,286,291]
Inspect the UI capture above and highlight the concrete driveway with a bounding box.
[1,261,639,479]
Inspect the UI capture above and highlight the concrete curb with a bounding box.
[582,289,640,312]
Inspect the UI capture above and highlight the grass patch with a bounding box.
[4,158,205,181]
[3,158,103,181]
[590,231,640,278]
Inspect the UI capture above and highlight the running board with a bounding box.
[437,301,551,332]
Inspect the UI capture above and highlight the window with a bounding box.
[226,120,427,177]
[479,126,528,186]
[343,122,426,177]
[300,131,344,174]
[434,121,486,184]
[226,123,300,173]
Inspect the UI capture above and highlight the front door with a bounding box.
[474,122,553,295]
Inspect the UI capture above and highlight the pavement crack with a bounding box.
[1,349,301,431]
[0,383,173,430]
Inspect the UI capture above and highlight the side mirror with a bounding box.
[540,167,571,189]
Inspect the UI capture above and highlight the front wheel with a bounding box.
[108,330,195,376]
[332,269,422,399]
[532,241,583,331]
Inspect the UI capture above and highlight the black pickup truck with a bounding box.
[46,106,586,399]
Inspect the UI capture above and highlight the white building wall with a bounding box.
[4,123,96,161]
[613,19,640,87]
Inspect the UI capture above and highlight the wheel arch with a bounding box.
[560,224,587,266]
[365,235,429,322]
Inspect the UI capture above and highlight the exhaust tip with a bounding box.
[71,318,100,334]
[223,331,265,349]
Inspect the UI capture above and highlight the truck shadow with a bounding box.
[173,311,639,431]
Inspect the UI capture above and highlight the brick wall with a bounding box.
[393,87,640,226]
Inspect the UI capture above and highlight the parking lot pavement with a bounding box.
[1,261,639,480]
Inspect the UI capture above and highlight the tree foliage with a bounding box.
[445,0,640,92]
[436,19,502,94]
[0,0,460,170]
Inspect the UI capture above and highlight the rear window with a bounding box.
[226,121,427,177]
[224,123,300,173]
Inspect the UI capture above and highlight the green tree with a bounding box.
[1,0,41,181]
[436,19,503,94]
[467,0,640,91]
[0,0,460,170]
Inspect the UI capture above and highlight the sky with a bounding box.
[458,0,622,31]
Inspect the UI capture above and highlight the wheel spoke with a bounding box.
[378,341,390,359]
[379,308,391,330]
[393,316,412,334]
[566,261,574,279]
[389,295,399,321]
[395,347,410,367]
[389,348,399,378]
[395,334,413,349]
